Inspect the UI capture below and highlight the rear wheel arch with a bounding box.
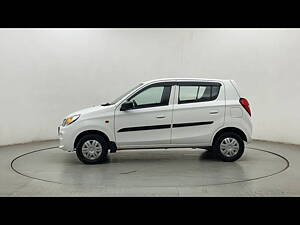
[212,127,247,146]
[74,130,110,150]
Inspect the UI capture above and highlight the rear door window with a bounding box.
[178,84,220,104]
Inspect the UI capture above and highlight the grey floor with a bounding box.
[0,139,299,196]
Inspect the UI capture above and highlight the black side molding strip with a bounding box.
[118,124,171,132]
[117,121,213,132]
[173,121,213,128]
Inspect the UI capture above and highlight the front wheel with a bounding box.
[213,132,244,162]
[76,134,108,164]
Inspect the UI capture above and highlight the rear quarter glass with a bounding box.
[230,80,241,97]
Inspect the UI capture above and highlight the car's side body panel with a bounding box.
[58,78,252,153]
[213,80,252,144]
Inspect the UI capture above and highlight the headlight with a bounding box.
[64,115,80,126]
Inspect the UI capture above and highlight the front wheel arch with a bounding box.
[74,130,110,150]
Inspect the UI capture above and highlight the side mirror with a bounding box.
[120,101,134,111]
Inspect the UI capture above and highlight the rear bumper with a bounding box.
[244,118,253,143]
[246,132,252,143]
[247,132,252,142]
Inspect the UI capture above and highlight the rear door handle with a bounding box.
[156,115,166,119]
[209,110,219,114]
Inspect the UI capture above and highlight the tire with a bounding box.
[76,134,108,164]
[212,132,244,162]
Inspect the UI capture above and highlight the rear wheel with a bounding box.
[76,134,108,164]
[213,132,244,162]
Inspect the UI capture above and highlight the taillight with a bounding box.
[239,98,251,116]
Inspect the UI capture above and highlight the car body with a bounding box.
[58,78,252,163]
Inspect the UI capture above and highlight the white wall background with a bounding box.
[0,28,300,146]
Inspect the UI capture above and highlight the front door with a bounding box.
[114,83,174,148]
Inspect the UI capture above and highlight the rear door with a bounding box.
[171,81,225,146]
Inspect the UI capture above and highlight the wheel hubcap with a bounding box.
[220,137,239,157]
[82,140,102,160]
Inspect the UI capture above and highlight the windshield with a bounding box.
[109,83,144,105]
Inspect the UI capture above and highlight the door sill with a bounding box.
[117,145,210,150]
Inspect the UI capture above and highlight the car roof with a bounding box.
[143,77,229,84]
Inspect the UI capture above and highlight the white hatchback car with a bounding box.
[58,78,252,164]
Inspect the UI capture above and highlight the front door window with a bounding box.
[128,85,171,109]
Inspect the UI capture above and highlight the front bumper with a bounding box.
[58,125,74,152]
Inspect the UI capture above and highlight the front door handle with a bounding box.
[156,115,166,119]
[209,110,219,114]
